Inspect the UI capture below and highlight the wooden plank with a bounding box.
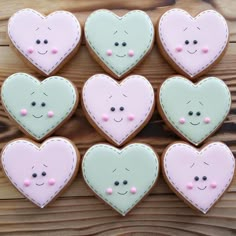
[0,195,235,235]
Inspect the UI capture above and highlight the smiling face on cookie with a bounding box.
[159,76,231,145]
[174,25,204,56]
[82,74,154,146]
[24,162,54,188]
[106,166,138,197]
[101,92,134,125]
[1,73,78,140]
[27,91,51,119]
[22,22,67,59]
[178,99,209,127]
[108,29,134,59]
[158,9,229,78]
[186,160,214,192]
[163,142,235,213]
[85,10,154,78]
[8,9,81,75]
[82,144,159,215]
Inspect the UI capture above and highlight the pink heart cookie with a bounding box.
[162,142,235,214]
[157,9,229,79]
[1,137,80,208]
[8,9,81,75]
[82,74,155,146]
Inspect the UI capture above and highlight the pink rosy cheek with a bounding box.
[102,114,109,122]
[24,179,31,187]
[27,47,34,54]
[106,49,112,56]
[51,48,58,54]
[130,187,137,194]
[48,178,56,186]
[210,182,217,189]
[204,117,211,124]
[175,45,183,52]
[20,109,27,116]
[47,111,54,118]
[186,182,193,189]
[128,50,134,57]
[106,188,113,195]
[179,117,185,124]
[202,47,209,53]
[128,114,135,121]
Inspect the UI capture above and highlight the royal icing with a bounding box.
[85,10,154,78]
[158,76,231,145]
[82,143,159,216]
[158,9,229,78]
[1,73,78,140]
[163,142,235,213]
[1,137,80,208]
[82,74,154,146]
[8,9,81,75]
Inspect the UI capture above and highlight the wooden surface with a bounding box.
[0,0,235,235]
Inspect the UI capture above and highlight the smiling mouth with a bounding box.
[117,191,128,195]
[38,50,48,55]
[197,186,207,191]
[190,122,200,126]
[36,183,44,186]
[114,118,123,123]
[33,115,43,119]
[187,50,197,54]
[116,54,126,58]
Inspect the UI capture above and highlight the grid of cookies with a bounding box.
[0,8,234,216]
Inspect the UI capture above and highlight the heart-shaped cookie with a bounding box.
[82,143,159,216]
[8,9,81,75]
[82,74,155,146]
[1,73,78,140]
[1,137,80,208]
[85,10,154,79]
[158,76,231,145]
[162,142,235,214]
[157,9,229,79]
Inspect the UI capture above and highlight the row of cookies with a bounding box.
[2,72,230,147]
[8,8,228,80]
[1,136,234,216]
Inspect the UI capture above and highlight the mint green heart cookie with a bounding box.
[158,76,231,145]
[85,10,154,78]
[1,73,78,140]
[82,143,159,216]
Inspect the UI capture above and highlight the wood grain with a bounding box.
[0,0,235,235]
